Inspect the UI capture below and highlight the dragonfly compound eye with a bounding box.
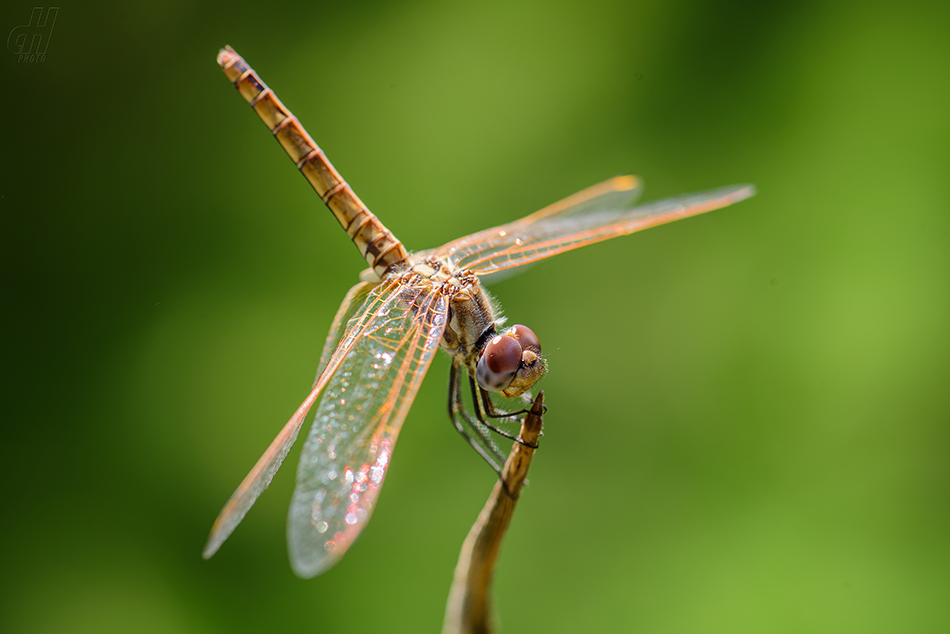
[500,324,546,398]
[476,334,523,392]
[509,324,541,355]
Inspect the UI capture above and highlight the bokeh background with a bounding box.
[3,1,948,632]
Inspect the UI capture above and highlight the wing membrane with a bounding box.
[287,278,448,578]
[431,176,754,276]
[315,281,377,383]
[203,279,392,560]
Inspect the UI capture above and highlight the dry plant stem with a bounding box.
[443,391,545,634]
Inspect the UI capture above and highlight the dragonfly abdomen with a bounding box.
[217,46,408,277]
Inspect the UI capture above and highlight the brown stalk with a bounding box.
[443,391,545,634]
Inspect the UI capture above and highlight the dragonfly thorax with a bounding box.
[399,256,499,363]
[394,256,547,399]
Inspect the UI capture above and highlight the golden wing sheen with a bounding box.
[203,279,447,575]
[431,175,755,276]
[288,280,447,577]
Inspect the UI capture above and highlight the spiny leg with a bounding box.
[468,374,537,448]
[448,361,506,473]
[477,384,535,420]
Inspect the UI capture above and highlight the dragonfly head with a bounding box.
[475,324,546,398]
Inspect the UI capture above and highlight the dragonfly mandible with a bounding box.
[204,46,755,578]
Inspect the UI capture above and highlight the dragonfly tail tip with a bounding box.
[217,46,238,68]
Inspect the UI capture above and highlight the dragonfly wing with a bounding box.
[424,176,640,270]
[288,278,448,578]
[315,281,378,383]
[203,279,387,560]
[431,176,754,276]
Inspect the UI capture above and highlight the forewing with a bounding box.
[431,176,754,276]
[287,278,448,578]
[427,175,640,270]
[203,280,388,560]
[315,281,377,383]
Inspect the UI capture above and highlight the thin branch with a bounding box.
[443,391,545,634]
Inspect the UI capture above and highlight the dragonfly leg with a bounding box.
[468,375,539,449]
[448,362,506,474]
[477,385,547,419]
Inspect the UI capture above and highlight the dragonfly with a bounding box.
[204,46,755,578]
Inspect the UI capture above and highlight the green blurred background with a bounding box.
[3,0,948,632]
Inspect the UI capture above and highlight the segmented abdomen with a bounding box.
[218,46,408,277]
